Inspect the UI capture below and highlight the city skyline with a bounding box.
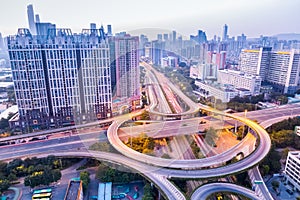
[0,0,300,39]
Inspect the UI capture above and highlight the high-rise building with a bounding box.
[267,50,300,94]
[108,37,117,95]
[0,32,4,50]
[284,151,300,192]
[150,40,165,66]
[237,33,247,50]
[27,4,36,35]
[35,14,40,23]
[172,30,177,42]
[239,47,272,79]
[239,48,300,94]
[114,35,140,100]
[163,33,168,41]
[190,30,207,44]
[107,25,112,36]
[199,43,208,64]
[157,34,163,41]
[222,24,228,41]
[8,28,112,131]
[138,34,148,57]
[190,63,217,81]
[207,51,226,70]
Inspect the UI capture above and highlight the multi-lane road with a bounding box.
[2,62,300,199]
[1,103,298,199]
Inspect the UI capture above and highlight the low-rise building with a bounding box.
[218,69,261,95]
[64,180,83,200]
[98,182,112,200]
[194,81,238,102]
[284,151,300,192]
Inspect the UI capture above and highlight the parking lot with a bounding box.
[266,176,300,200]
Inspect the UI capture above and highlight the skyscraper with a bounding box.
[222,24,228,42]
[27,4,36,35]
[150,40,164,66]
[35,14,40,23]
[0,32,4,50]
[107,25,112,36]
[190,30,207,44]
[239,48,300,94]
[114,35,140,100]
[157,34,163,41]
[267,50,300,94]
[172,30,177,42]
[239,47,272,79]
[163,33,168,41]
[8,28,112,131]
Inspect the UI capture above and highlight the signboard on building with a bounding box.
[294,126,300,136]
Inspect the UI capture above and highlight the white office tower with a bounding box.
[218,69,262,95]
[239,47,271,79]
[284,151,300,191]
[79,29,112,119]
[8,28,112,131]
[114,35,140,99]
[44,29,81,124]
[8,29,49,128]
[267,50,300,94]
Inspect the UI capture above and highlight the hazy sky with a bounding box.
[0,0,300,39]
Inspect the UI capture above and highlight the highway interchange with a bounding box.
[1,62,300,199]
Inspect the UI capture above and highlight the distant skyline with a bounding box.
[0,0,300,39]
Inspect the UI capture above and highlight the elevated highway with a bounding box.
[1,63,299,199]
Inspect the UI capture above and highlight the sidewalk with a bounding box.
[9,187,22,200]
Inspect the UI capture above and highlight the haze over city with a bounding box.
[0,0,300,38]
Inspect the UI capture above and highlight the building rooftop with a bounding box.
[0,105,18,119]
[236,88,250,92]
[0,82,13,88]
[219,69,261,79]
[289,151,300,160]
[64,180,82,200]
[98,182,112,200]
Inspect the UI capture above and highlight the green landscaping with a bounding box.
[260,117,300,176]
[0,156,80,193]
[96,163,143,184]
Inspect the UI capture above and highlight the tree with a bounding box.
[161,153,171,159]
[0,112,15,131]
[178,62,186,67]
[271,180,280,188]
[204,128,218,147]
[80,171,90,191]
[142,183,154,200]
[0,179,10,194]
[24,167,61,188]
[262,165,270,176]
[140,111,151,120]
[282,148,289,159]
